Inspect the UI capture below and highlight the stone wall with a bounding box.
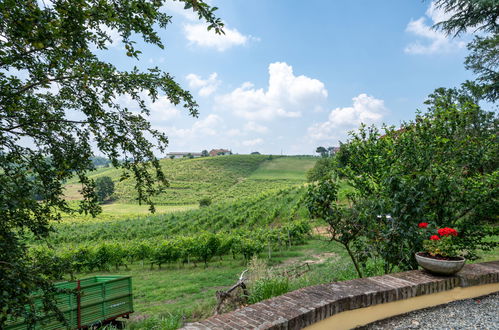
[182,261,499,329]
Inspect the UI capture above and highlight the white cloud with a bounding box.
[425,1,454,24]
[242,138,264,147]
[227,128,243,137]
[116,92,181,124]
[168,114,223,139]
[184,23,254,51]
[308,93,386,141]
[404,1,466,54]
[217,62,328,121]
[244,121,268,133]
[89,25,122,50]
[37,0,54,8]
[186,72,220,96]
[161,1,197,21]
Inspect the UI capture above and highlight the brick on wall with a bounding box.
[181,261,499,330]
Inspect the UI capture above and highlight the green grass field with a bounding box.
[249,156,316,180]
[60,203,198,223]
[77,238,357,324]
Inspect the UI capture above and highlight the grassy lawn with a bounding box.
[60,203,198,223]
[77,238,353,324]
[249,157,317,180]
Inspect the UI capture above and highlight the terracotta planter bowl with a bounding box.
[415,253,465,275]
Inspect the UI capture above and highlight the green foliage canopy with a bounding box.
[95,176,114,202]
[433,0,499,101]
[306,157,334,182]
[0,0,223,326]
[308,86,498,273]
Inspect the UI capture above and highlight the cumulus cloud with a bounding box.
[242,138,264,147]
[404,1,466,54]
[244,121,268,134]
[184,23,255,51]
[186,72,220,96]
[168,114,223,139]
[161,0,197,21]
[308,93,386,141]
[88,25,122,50]
[217,62,328,121]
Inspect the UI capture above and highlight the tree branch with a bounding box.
[15,75,79,95]
[1,119,88,132]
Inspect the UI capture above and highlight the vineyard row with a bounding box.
[31,220,311,277]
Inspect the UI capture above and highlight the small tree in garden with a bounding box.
[95,176,114,202]
[305,179,368,277]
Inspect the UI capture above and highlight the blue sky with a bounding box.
[99,0,474,155]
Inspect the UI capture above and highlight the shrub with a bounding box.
[247,277,289,304]
[199,197,212,207]
[306,157,334,182]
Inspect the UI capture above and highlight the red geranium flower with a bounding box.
[418,222,429,228]
[430,235,440,241]
[437,227,458,237]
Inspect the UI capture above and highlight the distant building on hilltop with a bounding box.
[166,152,202,159]
[209,148,231,156]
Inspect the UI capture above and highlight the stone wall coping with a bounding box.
[182,261,499,330]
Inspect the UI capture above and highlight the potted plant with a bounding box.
[415,222,465,275]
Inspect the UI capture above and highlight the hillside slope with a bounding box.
[65,155,316,205]
[48,186,309,245]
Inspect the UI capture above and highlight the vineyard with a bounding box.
[31,156,329,326]
[33,187,313,273]
[48,187,309,244]
[29,154,499,327]
[63,155,316,205]
[32,220,311,277]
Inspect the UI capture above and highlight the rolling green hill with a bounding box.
[48,155,320,325]
[64,155,317,205]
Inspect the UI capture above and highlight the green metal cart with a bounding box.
[6,275,133,329]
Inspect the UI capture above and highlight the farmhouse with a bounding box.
[209,148,231,156]
[166,152,202,159]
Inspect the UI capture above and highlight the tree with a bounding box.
[315,146,327,157]
[316,86,498,273]
[201,149,209,157]
[432,0,499,102]
[95,176,115,202]
[0,0,223,326]
[305,179,367,277]
[90,156,111,168]
[306,157,334,182]
[250,151,261,155]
